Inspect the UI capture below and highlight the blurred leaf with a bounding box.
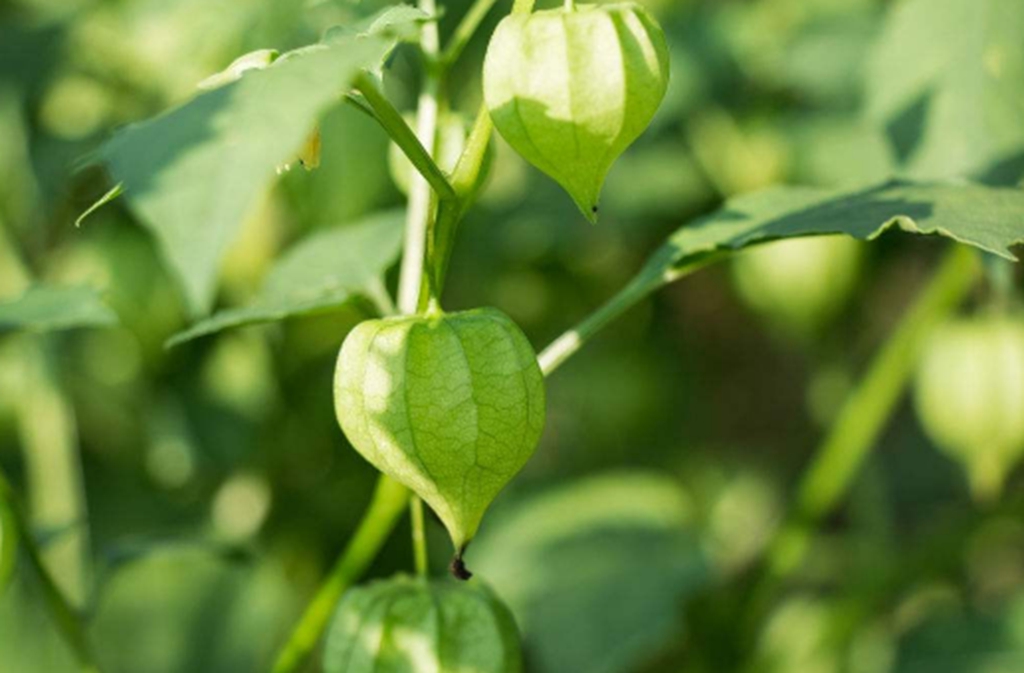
[0,285,117,333]
[168,209,404,345]
[470,472,709,673]
[197,49,280,91]
[98,536,251,576]
[96,20,412,316]
[91,548,298,673]
[867,0,1024,182]
[894,598,1024,673]
[633,180,1024,297]
[282,103,395,228]
[324,5,432,42]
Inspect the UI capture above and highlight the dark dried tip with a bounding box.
[449,550,473,581]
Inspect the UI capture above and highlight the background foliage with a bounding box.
[1,0,1023,672]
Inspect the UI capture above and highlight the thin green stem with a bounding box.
[410,497,429,578]
[420,106,493,308]
[415,0,536,309]
[19,338,92,607]
[441,0,499,66]
[270,476,409,673]
[538,254,723,376]
[741,244,980,638]
[0,468,102,673]
[397,0,444,314]
[352,73,455,203]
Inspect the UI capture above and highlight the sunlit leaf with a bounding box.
[867,0,1024,183]
[470,472,709,673]
[630,180,1024,296]
[0,285,117,333]
[96,13,417,316]
[167,209,404,346]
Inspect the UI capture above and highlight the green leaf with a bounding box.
[469,472,709,673]
[0,285,118,333]
[168,209,405,346]
[894,598,1024,673]
[866,0,1024,182]
[97,22,411,317]
[90,548,298,673]
[197,49,280,91]
[324,5,433,43]
[539,180,1024,375]
[636,180,1024,294]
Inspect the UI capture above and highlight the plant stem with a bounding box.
[0,467,101,673]
[352,72,455,203]
[269,2,538,669]
[538,274,654,376]
[420,106,494,307]
[270,476,409,673]
[441,0,499,66]
[417,0,536,309]
[18,338,91,607]
[742,244,979,634]
[397,0,444,315]
[538,254,723,376]
[410,496,429,578]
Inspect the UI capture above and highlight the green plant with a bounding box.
[2,0,1024,672]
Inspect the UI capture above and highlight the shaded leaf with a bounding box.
[90,548,298,673]
[894,599,1024,673]
[0,285,117,333]
[470,472,709,673]
[167,209,404,346]
[97,20,412,316]
[867,0,1024,182]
